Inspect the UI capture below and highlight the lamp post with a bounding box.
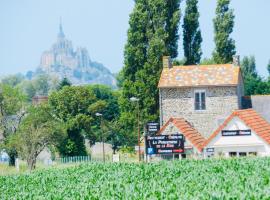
[95,112,105,163]
[130,97,141,162]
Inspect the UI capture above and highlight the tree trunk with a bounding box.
[27,156,37,171]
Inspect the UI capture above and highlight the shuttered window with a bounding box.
[194,91,206,110]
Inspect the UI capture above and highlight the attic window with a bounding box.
[194,90,206,110]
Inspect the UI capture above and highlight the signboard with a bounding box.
[206,148,214,153]
[145,134,184,155]
[146,122,160,133]
[112,154,120,162]
[222,130,251,136]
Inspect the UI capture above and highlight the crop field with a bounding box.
[1,157,270,199]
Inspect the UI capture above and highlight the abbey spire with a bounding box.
[58,19,65,39]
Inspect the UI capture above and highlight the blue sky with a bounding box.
[0,0,270,77]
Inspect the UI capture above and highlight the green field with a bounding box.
[1,157,270,199]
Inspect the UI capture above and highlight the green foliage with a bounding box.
[120,0,181,145]
[57,77,71,90]
[10,104,66,170]
[183,0,202,65]
[49,86,96,156]
[20,81,36,101]
[241,56,257,78]
[172,59,186,66]
[267,60,270,77]
[1,74,24,87]
[200,57,216,65]
[88,84,120,121]
[5,74,60,102]
[1,158,270,199]
[33,75,50,96]
[213,0,236,64]
[0,84,26,166]
[49,86,111,156]
[240,56,270,95]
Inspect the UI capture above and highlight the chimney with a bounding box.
[233,55,240,67]
[163,56,172,69]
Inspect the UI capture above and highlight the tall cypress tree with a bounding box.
[118,0,149,138]
[119,0,181,139]
[183,0,202,65]
[213,0,236,64]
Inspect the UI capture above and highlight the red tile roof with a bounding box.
[204,109,270,147]
[158,117,206,152]
[158,64,240,88]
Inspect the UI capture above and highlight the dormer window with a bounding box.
[194,90,206,110]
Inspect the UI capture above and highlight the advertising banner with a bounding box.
[145,134,184,155]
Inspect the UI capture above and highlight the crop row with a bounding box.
[1,157,270,199]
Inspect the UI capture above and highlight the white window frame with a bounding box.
[194,89,206,111]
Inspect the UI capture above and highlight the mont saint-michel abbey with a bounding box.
[40,23,90,70]
[36,23,116,86]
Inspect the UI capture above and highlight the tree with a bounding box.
[1,74,24,87]
[241,56,257,79]
[240,56,270,95]
[213,0,236,64]
[33,75,50,95]
[0,84,26,166]
[57,77,71,90]
[183,0,202,65]
[88,84,120,121]
[11,104,66,170]
[267,60,270,77]
[49,86,107,156]
[106,121,125,154]
[19,80,36,102]
[119,0,181,143]
[200,57,215,65]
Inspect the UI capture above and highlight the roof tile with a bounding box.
[158,117,206,152]
[158,64,240,88]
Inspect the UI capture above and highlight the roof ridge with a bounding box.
[173,64,235,68]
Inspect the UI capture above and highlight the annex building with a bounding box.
[157,56,270,158]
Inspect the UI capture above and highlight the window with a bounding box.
[229,152,237,157]
[194,90,206,110]
[248,152,257,156]
[239,152,247,157]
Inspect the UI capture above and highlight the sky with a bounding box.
[0,0,270,78]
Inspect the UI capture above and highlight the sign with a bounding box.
[145,134,184,155]
[146,122,160,133]
[112,154,120,162]
[206,148,214,153]
[222,130,251,136]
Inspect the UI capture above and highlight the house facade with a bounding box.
[204,109,270,157]
[158,56,244,138]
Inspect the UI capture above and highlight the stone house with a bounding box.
[158,56,244,138]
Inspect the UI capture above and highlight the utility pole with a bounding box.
[130,97,141,162]
[96,112,105,163]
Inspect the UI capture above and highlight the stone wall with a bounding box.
[159,86,240,138]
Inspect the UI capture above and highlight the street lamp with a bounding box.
[95,112,105,163]
[130,97,141,162]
